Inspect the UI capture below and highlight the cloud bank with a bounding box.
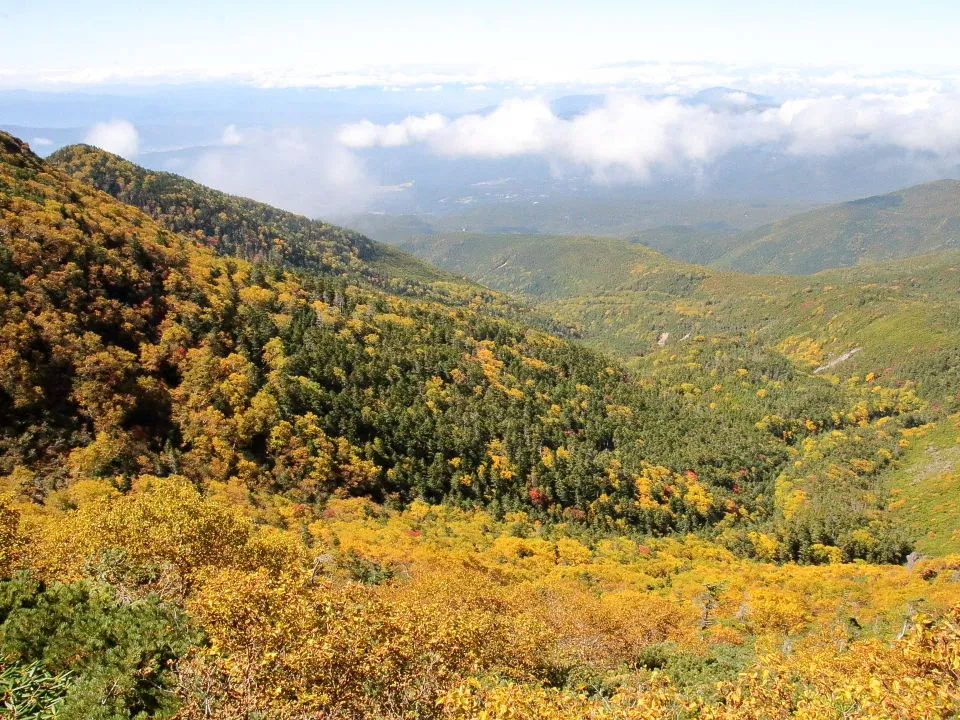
[188,126,375,217]
[338,91,960,182]
[2,62,954,100]
[84,119,140,157]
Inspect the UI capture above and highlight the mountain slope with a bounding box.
[394,232,683,298]
[387,226,960,569]
[626,225,743,265]
[375,179,960,276]
[0,131,793,537]
[393,229,960,406]
[6,129,960,719]
[0,131,678,509]
[713,180,960,274]
[46,143,500,305]
[5,130,937,566]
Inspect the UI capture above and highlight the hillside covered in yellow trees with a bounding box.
[1,130,959,719]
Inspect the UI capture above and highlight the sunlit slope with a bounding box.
[5,130,960,720]
[0,130,808,539]
[627,225,743,265]
[392,226,960,558]
[395,232,687,298]
[393,230,960,405]
[6,129,950,565]
[713,180,960,274]
[883,414,960,556]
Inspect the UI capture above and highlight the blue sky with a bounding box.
[3,0,959,87]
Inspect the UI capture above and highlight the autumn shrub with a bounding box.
[179,566,553,719]
[537,581,696,678]
[0,495,24,578]
[697,605,960,720]
[28,475,305,598]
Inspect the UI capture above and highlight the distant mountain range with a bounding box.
[709,180,960,274]
[387,225,960,392]
[361,178,960,276]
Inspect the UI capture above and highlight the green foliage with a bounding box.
[392,231,674,299]
[0,574,198,719]
[884,415,960,555]
[712,179,960,274]
[628,225,744,265]
[636,641,756,696]
[0,661,72,719]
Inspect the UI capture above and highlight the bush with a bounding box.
[0,574,200,720]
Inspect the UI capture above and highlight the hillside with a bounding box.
[6,128,918,556]
[395,232,672,298]
[2,131,759,521]
[45,143,512,312]
[9,127,957,559]
[712,180,960,274]
[627,225,743,265]
[392,229,960,406]
[390,228,960,575]
[364,180,960,276]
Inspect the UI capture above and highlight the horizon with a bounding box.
[4,1,960,221]
[5,1,960,87]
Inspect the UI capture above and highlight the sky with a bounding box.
[3,0,960,87]
[5,0,960,218]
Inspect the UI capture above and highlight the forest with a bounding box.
[1,131,959,718]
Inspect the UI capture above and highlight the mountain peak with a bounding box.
[0,129,45,170]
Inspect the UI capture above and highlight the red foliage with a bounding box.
[528,487,547,506]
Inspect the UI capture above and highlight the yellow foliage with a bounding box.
[0,494,24,576]
[29,475,299,596]
[747,531,779,561]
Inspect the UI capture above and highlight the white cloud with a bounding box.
[189,127,375,217]
[338,113,447,148]
[30,137,52,147]
[221,124,243,145]
[338,96,772,180]
[773,93,960,156]
[338,91,960,182]
[431,99,557,157]
[84,119,140,157]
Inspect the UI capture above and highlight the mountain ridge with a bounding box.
[46,143,491,297]
[710,179,960,274]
